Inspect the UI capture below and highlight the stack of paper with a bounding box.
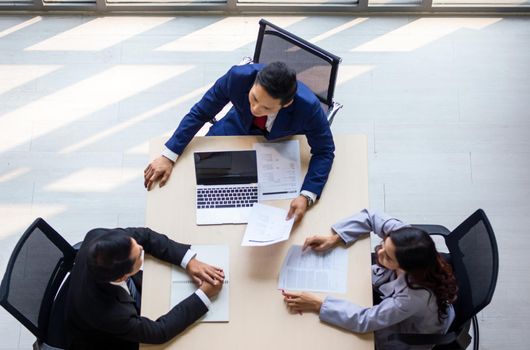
[254,140,302,201]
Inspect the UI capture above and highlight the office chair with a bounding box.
[250,19,343,125]
[389,209,499,350]
[0,218,77,350]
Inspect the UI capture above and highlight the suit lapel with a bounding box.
[99,282,136,304]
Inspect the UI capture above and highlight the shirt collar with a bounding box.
[379,271,409,297]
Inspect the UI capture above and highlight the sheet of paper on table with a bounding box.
[241,203,294,246]
[278,245,348,293]
[171,245,230,322]
[253,140,301,201]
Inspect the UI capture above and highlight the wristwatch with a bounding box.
[300,193,314,208]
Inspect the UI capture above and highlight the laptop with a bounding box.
[194,150,258,225]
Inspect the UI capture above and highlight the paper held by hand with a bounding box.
[241,203,294,246]
[278,245,348,293]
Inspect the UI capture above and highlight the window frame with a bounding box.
[0,0,528,15]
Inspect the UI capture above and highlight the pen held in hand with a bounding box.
[281,289,303,316]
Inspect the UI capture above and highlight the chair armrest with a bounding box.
[239,56,253,65]
[388,331,458,346]
[388,321,473,349]
[411,224,451,237]
[327,101,343,126]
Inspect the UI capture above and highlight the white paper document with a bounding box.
[171,245,229,322]
[278,245,348,293]
[241,203,294,246]
[254,140,302,200]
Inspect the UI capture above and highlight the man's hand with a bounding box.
[282,290,323,314]
[186,258,225,286]
[286,195,309,222]
[302,234,341,252]
[144,156,174,191]
[199,278,224,299]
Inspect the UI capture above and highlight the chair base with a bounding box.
[433,318,473,350]
[33,340,64,350]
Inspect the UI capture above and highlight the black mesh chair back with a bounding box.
[445,209,499,331]
[253,19,342,120]
[399,209,499,350]
[0,218,76,346]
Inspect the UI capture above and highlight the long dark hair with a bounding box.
[387,227,458,322]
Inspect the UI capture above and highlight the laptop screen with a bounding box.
[194,150,258,186]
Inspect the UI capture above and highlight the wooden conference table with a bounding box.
[141,134,373,350]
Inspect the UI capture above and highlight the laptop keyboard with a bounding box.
[197,187,258,209]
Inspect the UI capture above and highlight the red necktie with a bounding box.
[252,116,267,131]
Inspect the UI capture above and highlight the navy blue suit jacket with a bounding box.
[165,64,335,197]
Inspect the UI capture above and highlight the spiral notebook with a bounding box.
[170,245,230,322]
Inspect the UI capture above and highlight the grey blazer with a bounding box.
[319,209,455,350]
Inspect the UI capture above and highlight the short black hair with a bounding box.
[87,232,134,283]
[255,61,297,105]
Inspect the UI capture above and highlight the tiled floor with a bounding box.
[0,15,529,349]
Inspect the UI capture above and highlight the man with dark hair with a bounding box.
[144,62,335,222]
[254,61,298,105]
[66,227,224,350]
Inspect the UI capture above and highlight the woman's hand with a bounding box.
[302,234,342,252]
[282,290,323,313]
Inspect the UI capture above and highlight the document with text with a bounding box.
[241,203,294,246]
[278,245,348,293]
[171,245,229,322]
[253,140,301,201]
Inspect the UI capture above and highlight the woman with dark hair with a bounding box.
[282,209,458,350]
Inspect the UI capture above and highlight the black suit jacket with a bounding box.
[65,227,208,350]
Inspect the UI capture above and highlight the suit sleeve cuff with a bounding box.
[300,190,317,203]
[180,249,197,269]
[195,289,211,309]
[162,147,179,162]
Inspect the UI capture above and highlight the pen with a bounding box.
[281,289,303,316]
